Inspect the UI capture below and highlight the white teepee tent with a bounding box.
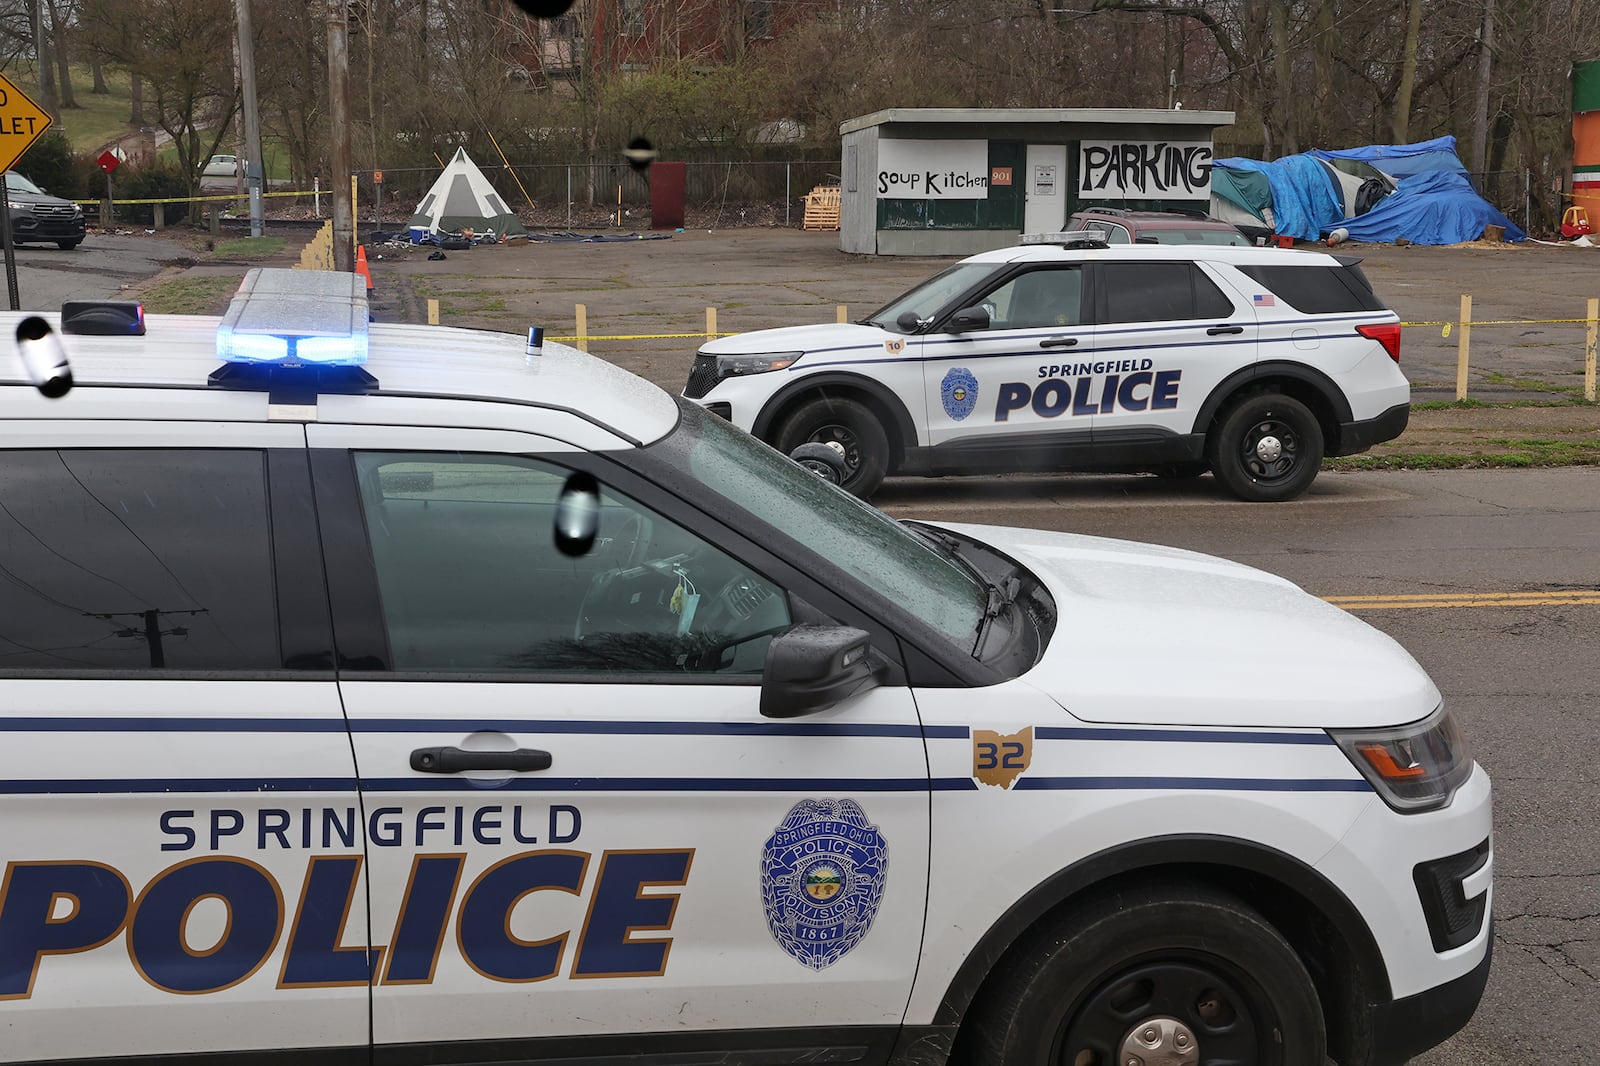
[407,148,527,241]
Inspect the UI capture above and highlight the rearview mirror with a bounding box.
[760,624,883,718]
[553,471,600,557]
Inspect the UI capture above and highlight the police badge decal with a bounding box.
[941,367,978,421]
[760,799,888,971]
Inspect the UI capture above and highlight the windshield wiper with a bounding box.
[973,575,1022,658]
[906,523,1017,656]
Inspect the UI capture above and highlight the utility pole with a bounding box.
[1469,0,1496,178]
[327,0,354,271]
[235,0,266,238]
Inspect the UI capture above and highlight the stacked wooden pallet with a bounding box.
[803,185,841,231]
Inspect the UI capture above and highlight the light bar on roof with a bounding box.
[216,268,369,367]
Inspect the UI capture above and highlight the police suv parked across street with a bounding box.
[2,271,1487,1066]
[685,237,1409,500]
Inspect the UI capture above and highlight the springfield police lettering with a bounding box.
[0,802,698,999]
[996,363,1182,421]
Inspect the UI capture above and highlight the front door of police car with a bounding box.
[0,427,367,1062]
[922,265,1096,456]
[311,427,930,1059]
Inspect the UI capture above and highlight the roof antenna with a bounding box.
[16,316,73,398]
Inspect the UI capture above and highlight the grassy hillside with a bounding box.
[7,61,141,154]
[7,60,291,180]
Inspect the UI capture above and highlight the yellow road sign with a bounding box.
[0,73,52,174]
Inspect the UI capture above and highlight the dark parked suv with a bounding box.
[5,170,85,250]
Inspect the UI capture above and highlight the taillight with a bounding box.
[1357,322,1402,363]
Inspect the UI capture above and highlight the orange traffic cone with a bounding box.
[355,244,373,292]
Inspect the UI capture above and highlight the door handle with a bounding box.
[1206,325,1245,336]
[410,746,553,774]
[1039,336,1079,348]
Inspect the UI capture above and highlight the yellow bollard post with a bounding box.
[427,299,440,326]
[706,307,717,340]
[575,304,588,352]
[1455,294,1472,401]
[837,304,848,323]
[1587,298,1598,403]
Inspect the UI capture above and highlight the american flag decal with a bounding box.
[1253,293,1275,306]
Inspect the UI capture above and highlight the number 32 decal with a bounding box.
[972,727,1033,790]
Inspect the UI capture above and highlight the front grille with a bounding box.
[1414,838,1490,952]
[683,353,724,399]
[29,203,77,220]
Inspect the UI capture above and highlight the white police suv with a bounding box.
[1,270,1486,1066]
[685,238,1408,500]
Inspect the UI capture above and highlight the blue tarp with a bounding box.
[1215,136,1524,244]
[1212,155,1345,242]
[1336,169,1526,244]
[1312,136,1468,179]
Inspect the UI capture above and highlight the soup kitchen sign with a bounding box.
[877,139,990,199]
[1079,140,1213,200]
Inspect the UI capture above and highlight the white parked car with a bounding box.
[201,154,240,178]
[0,270,1486,1066]
[687,238,1408,500]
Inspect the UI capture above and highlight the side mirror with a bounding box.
[760,624,883,719]
[788,442,847,485]
[894,310,923,333]
[553,471,600,557]
[948,304,990,332]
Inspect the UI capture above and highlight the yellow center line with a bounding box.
[1325,590,1600,610]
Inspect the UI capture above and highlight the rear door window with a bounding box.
[0,450,280,671]
[1101,263,1238,323]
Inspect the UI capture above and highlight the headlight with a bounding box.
[716,352,801,376]
[71,204,83,217]
[7,200,26,211]
[1331,705,1473,813]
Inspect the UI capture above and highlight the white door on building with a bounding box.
[1023,144,1068,233]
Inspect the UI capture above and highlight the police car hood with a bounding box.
[945,523,1441,730]
[699,322,891,359]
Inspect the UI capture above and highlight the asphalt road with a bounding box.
[3,233,189,311]
[879,466,1600,1065]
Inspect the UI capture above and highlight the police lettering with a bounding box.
[995,369,1182,421]
[0,848,693,999]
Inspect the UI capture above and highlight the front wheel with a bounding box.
[955,884,1326,1066]
[772,395,889,498]
[1208,392,1324,502]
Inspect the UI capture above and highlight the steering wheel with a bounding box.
[595,511,647,568]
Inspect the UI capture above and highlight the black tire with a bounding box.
[956,883,1326,1066]
[772,395,889,498]
[1207,392,1324,502]
[56,240,81,251]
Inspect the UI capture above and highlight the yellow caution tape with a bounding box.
[548,332,739,342]
[1400,317,1600,327]
[75,189,321,207]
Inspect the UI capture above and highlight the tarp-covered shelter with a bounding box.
[407,148,527,242]
[1211,136,1524,245]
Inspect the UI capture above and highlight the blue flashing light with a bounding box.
[215,268,369,368]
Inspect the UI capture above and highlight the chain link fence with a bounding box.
[362,159,842,228]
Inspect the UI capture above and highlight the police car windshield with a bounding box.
[4,172,44,195]
[866,263,996,333]
[651,399,990,645]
